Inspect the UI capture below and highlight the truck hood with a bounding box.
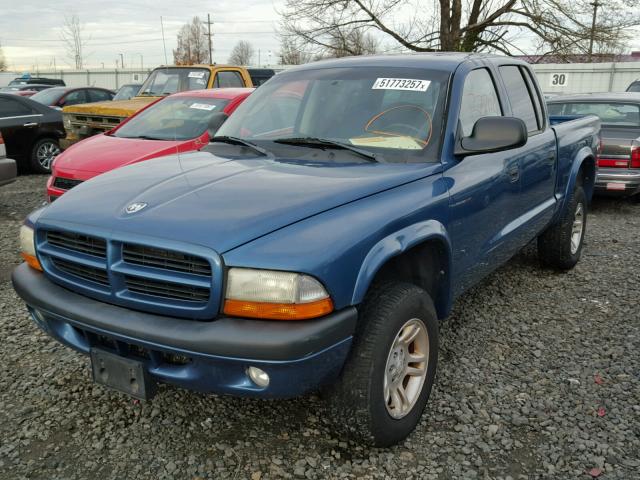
[63,96,160,117]
[54,134,198,175]
[40,150,441,253]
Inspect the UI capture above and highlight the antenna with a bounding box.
[160,16,168,65]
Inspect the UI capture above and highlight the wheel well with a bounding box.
[578,156,596,200]
[369,240,449,319]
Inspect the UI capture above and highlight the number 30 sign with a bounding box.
[549,73,569,87]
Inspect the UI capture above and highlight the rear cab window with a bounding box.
[499,65,542,133]
[214,71,245,88]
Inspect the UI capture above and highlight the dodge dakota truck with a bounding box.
[13,53,600,446]
[60,65,257,148]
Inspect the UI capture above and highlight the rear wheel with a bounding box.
[328,282,438,446]
[538,185,587,270]
[30,138,60,173]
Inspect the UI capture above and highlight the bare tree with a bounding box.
[280,0,640,57]
[173,17,210,65]
[325,27,379,57]
[279,37,312,65]
[228,40,255,65]
[0,42,7,71]
[60,15,89,69]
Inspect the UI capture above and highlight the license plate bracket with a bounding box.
[90,348,156,400]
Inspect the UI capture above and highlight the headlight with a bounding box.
[63,115,72,130]
[223,268,333,320]
[19,225,42,271]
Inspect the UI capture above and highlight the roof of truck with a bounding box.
[286,52,523,73]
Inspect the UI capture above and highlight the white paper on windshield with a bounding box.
[188,71,206,78]
[372,78,430,92]
[190,103,216,111]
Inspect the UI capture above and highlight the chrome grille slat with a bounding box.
[46,231,106,258]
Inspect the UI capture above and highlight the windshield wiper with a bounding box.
[210,136,272,157]
[273,137,378,162]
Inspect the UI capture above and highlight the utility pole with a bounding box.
[119,53,125,69]
[205,14,214,64]
[588,0,600,60]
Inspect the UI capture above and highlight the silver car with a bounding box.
[547,93,640,197]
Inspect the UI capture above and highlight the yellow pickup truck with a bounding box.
[61,65,255,148]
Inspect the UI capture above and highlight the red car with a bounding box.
[47,88,253,200]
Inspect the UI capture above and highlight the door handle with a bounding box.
[23,122,38,127]
[507,166,520,183]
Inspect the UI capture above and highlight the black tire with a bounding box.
[328,282,439,447]
[30,137,61,174]
[537,186,587,270]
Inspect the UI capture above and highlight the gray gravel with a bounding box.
[1,175,639,480]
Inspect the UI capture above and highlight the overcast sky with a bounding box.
[1,1,639,73]
[0,0,284,72]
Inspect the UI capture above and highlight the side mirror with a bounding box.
[207,112,229,138]
[455,116,527,157]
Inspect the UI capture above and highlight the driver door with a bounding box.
[444,67,523,296]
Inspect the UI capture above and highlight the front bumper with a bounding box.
[595,168,640,196]
[0,157,17,186]
[12,264,357,398]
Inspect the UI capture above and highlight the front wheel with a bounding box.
[328,283,439,446]
[538,186,587,270]
[30,138,61,174]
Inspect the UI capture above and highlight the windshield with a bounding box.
[113,96,230,140]
[217,66,449,162]
[30,87,65,105]
[548,102,640,127]
[138,68,210,96]
[627,83,640,93]
[114,84,142,101]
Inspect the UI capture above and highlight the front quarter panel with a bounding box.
[222,173,450,313]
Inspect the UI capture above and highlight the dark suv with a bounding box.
[9,77,65,87]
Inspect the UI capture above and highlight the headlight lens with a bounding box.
[19,225,42,271]
[63,115,72,130]
[224,268,333,320]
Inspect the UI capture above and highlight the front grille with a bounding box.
[46,231,106,258]
[38,227,218,319]
[123,244,211,276]
[52,257,109,286]
[124,275,210,302]
[53,177,83,191]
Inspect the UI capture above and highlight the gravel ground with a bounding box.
[1,175,639,480]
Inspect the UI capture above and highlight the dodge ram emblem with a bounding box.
[125,202,147,214]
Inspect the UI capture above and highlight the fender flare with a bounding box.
[351,219,453,319]
[559,146,596,216]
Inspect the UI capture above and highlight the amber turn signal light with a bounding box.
[223,298,334,320]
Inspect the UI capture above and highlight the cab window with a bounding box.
[214,71,244,88]
[459,69,502,136]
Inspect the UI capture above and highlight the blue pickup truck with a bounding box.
[13,54,599,446]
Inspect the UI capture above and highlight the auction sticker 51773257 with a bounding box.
[372,78,431,91]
